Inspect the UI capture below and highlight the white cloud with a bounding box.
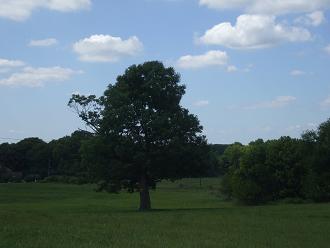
[227,65,238,72]
[245,96,297,109]
[29,38,58,47]
[0,58,25,67]
[199,0,330,15]
[194,100,210,107]
[325,44,330,54]
[0,58,25,74]
[295,11,325,26]
[177,50,228,69]
[321,96,330,108]
[0,66,82,87]
[199,14,311,49]
[73,35,143,62]
[305,10,325,26]
[0,0,91,21]
[290,69,306,76]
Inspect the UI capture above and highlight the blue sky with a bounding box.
[0,0,329,144]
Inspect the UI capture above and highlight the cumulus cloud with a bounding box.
[73,35,143,62]
[177,50,228,69]
[194,100,210,107]
[0,58,25,73]
[295,11,325,26]
[199,0,330,15]
[0,0,91,21]
[245,96,297,109]
[199,14,311,49]
[0,66,82,87]
[29,38,58,47]
[0,58,25,67]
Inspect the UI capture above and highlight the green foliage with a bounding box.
[69,61,211,210]
[42,175,88,184]
[219,117,330,205]
[219,142,244,174]
[231,139,277,204]
[219,143,245,198]
[265,137,306,199]
[50,130,92,177]
[209,144,230,157]
[0,138,48,179]
[0,131,92,183]
[302,119,330,202]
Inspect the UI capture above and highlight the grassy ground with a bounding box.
[0,179,329,248]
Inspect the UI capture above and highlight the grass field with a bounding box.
[0,179,329,248]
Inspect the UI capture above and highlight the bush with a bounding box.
[302,171,330,202]
[95,180,120,193]
[231,175,265,204]
[219,173,233,199]
[24,174,41,182]
[42,175,87,185]
[0,165,23,183]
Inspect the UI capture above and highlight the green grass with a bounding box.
[0,179,329,248]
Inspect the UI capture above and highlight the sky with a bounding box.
[0,0,329,144]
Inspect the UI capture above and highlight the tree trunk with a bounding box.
[139,173,151,211]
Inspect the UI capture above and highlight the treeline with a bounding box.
[0,131,93,183]
[1,118,329,205]
[0,131,221,184]
[219,118,330,204]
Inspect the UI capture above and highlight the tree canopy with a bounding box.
[69,61,210,210]
[219,119,330,204]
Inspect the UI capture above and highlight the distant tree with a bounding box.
[209,144,230,156]
[302,119,330,201]
[0,143,19,174]
[265,137,305,199]
[50,130,92,178]
[219,143,245,198]
[0,163,13,183]
[219,142,244,174]
[0,138,48,182]
[230,139,276,204]
[69,61,209,211]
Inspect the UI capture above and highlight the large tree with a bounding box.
[69,61,209,211]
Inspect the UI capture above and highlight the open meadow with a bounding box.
[0,179,329,248]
